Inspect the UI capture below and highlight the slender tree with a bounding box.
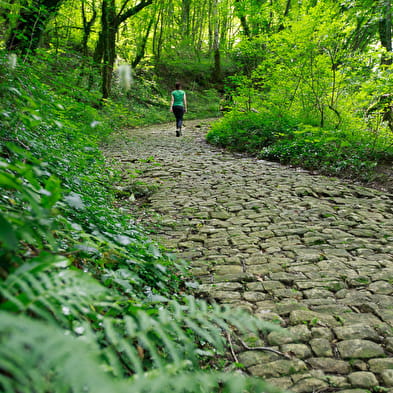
[132,12,155,68]
[234,0,251,37]
[379,0,392,65]
[181,0,191,37]
[93,0,153,99]
[81,0,97,57]
[211,0,222,82]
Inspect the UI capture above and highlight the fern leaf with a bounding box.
[1,266,112,325]
[0,308,283,393]
[0,312,123,393]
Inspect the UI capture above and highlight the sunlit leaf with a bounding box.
[64,192,85,210]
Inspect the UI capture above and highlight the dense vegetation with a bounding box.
[1,0,393,391]
[206,1,393,184]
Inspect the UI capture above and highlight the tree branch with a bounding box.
[118,0,153,26]
[117,0,132,20]
[226,333,239,363]
[238,338,291,359]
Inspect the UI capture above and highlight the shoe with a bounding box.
[176,129,180,137]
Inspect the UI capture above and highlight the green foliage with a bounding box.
[260,126,385,179]
[187,89,221,119]
[0,51,182,293]
[0,310,280,393]
[0,51,282,393]
[206,110,299,152]
[232,3,355,126]
[0,249,280,392]
[208,108,392,180]
[0,252,280,382]
[212,0,393,181]
[156,55,216,88]
[230,35,268,75]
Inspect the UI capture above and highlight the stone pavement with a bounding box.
[104,119,393,392]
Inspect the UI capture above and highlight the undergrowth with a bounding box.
[207,110,393,182]
[0,52,281,392]
[206,110,299,152]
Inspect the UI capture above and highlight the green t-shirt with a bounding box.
[172,90,185,106]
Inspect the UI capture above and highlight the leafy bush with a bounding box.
[260,125,392,180]
[206,110,299,152]
[207,108,393,180]
[0,295,279,392]
[186,89,221,119]
[0,51,182,295]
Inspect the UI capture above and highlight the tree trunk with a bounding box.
[6,0,63,54]
[81,0,97,57]
[97,0,153,100]
[181,0,191,37]
[234,0,251,37]
[101,0,117,100]
[132,15,155,68]
[93,32,105,65]
[213,47,222,82]
[211,0,222,82]
[379,0,392,65]
[278,0,291,31]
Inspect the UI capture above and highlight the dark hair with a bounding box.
[175,82,181,90]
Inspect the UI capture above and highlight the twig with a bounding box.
[226,332,239,363]
[1,137,30,150]
[238,338,291,359]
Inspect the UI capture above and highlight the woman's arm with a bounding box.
[183,93,187,112]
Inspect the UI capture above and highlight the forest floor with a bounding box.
[371,164,393,195]
[103,119,393,393]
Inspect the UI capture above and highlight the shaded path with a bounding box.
[104,119,393,392]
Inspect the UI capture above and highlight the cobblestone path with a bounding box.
[104,119,393,393]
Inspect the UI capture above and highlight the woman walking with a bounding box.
[170,82,187,137]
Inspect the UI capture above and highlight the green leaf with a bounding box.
[340,140,351,148]
[0,213,18,249]
[64,192,85,210]
[32,252,71,269]
[42,176,62,208]
[0,172,22,191]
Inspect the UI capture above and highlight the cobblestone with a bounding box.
[104,119,393,392]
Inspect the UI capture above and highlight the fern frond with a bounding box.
[0,311,284,393]
[0,312,124,393]
[1,257,284,392]
[98,296,282,378]
[0,258,115,325]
